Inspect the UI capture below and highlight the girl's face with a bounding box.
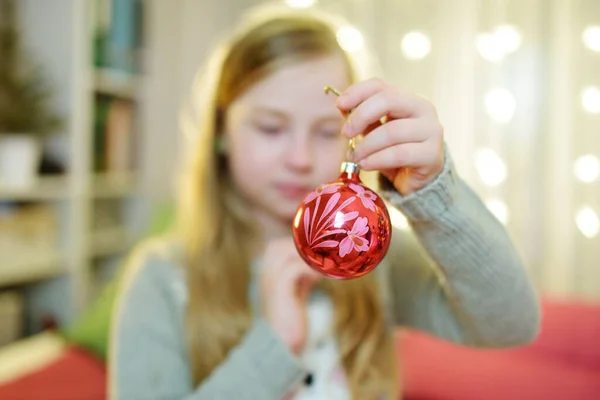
[224,55,350,225]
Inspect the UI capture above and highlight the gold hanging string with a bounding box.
[324,86,356,158]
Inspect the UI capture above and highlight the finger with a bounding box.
[337,78,436,123]
[286,256,321,280]
[298,273,318,290]
[352,119,432,162]
[350,119,384,150]
[298,270,321,297]
[335,77,388,112]
[301,266,322,281]
[362,120,382,136]
[343,88,408,138]
[284,250,321,278]
[263,238,292,260]
[296,276,311,299]
[358,141,440,171]
[264,238,301,263]
[343,88,437,138]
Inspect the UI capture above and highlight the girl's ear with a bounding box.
[215,108,229,155]
[214,135,228,154]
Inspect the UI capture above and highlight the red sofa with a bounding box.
[399,297,600,400]
[1,298,599,400]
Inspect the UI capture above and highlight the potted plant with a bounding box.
[0,0,62,190]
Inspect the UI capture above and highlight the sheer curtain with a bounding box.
[167,0,600,300]
[297,0,600,301]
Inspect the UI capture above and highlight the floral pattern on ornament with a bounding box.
[304,184,338,204]
[348,183,377,211]
[339,217,370,257]
[302,183,378,258]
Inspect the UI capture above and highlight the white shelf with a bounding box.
[0,176,69,201]
[0,173,138,201]
[0,252,63,287]
[92,172,137,198]
[89,226,133,258]
[94,68,139,99]
[3,0,152,334]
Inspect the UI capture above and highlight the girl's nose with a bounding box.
[284,134,313,172]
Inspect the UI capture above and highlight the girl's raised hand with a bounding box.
[336,78,445,196]
[259,238,321,354]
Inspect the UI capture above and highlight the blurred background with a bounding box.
[0,0,598,397]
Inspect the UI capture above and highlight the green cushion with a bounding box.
[62,203,174,361]
[61,277,121,360]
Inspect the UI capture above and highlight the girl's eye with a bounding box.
[317,128,341,139]
[257,124,285,135]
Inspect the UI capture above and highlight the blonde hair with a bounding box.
[177,6,398,399]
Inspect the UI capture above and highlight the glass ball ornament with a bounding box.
[292,161,392,279]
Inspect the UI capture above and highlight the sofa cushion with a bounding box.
[521,297,600,369]
[0,346,106,400]
[62,203,175,360]
[398,297,600,400]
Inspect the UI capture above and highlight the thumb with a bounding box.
[297,273,319,301]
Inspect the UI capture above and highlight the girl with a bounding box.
[109,6,540,400]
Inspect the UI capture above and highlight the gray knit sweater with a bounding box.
[108,151,540,400]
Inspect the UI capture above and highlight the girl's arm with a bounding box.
[381,149,541,347]
[108,244,306,400]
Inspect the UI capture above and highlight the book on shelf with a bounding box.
[92,0,142,176]
[93,97,137,174]
[93,0,145,74]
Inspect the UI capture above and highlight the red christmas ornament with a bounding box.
[292,161,392,279]
[292,86,393,279]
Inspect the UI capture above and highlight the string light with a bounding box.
[388,206,409,230]
[485,88,516,123]
[476,33,504,62]
[401,31,431,60]
[476,25,521,62]
[474,148,507,186]
[494,25,521,54]
[581,86,600,113]
[336,26,364,53]
[486,199,509,224]
[284,0,317,8]
[575,207,599,239]
[582,26,600,52]
[573,155,600,183]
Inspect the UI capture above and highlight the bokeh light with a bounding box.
[485,88,516,123]
[573,155,600,183]
[494,25,521,54]
[401,31,431,60]
[582,26,600,52]
[284,0,317,8]
[474,148,508,186]
[575,207,599,238]
[337,26,364,53]
[486,198,509,224]
[582,86,600,113]
[476,25,521,62]
[388,206,409,230]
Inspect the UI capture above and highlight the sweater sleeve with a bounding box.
[380,146,541,348]
[108,245,306,400]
